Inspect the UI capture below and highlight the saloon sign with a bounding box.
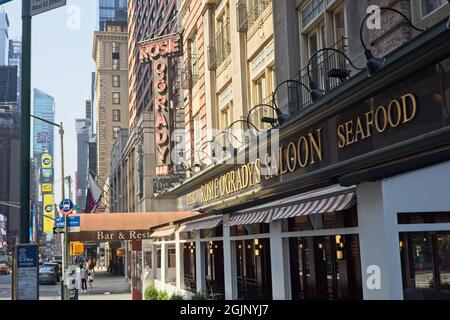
[139,33,183,176]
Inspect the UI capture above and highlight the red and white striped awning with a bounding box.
[271,191,356,220]
[224,185,356,226]
[183,218,223,232]
[224,209,273,227]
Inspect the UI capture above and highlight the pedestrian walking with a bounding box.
[80,264,88,293]
[87,267,94,292]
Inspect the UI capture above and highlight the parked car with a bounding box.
[39,266,57,285]
[0,260,10,275]
[43,263,61,282]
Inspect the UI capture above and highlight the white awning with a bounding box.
[150,226,176,238]
[183,218,223,232]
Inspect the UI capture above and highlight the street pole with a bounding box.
[59,122,69,300]
[20,0,32,245]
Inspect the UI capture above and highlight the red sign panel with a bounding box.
[139,33,183,176]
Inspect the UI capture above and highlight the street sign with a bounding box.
[30,0,67,16]
[0,0,13,5]
[53,226,64,234]
[56,216,80,228]
[13,244,39,300]
[59,199,74,216]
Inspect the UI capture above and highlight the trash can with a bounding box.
[66,265,81,300]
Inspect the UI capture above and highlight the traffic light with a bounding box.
[70,242,84,256]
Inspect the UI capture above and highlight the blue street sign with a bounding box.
[17,244,38,268]
[56,216,80,227]
[0,1,13,5]
[59,199,74,214]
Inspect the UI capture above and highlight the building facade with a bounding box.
[144,0,450,301]
[8,38,21,115]
[99,0,128,32]
[93,24,129,193]
[0,9,9,66]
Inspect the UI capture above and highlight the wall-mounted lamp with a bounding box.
[271,79,312,116]
[307,48,365,101]
[360,7,425,76]
[226,119,260,146]
[247,103,289,128]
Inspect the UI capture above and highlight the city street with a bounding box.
[0,272,131,300]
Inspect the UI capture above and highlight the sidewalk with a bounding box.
[80,271,131,296]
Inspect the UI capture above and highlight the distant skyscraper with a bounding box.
[99,0,127,31]
[33,89,55,158]
[76,118,90,212]
[8,38,21,115]
[0,8,9,66]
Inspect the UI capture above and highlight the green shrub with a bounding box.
[191,291,207,300]
[170,293,185,300]
[157,290,170,300]
[144,285,159,300]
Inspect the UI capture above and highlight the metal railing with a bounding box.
[208,20,232,70]
[274,37,350,115]
[181,54,199,90]
[237,0,272,32]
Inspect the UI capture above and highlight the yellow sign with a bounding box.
[41,183,53,193]
[70,242,84,256]
[41,154,52,169]
[43,194,54,234]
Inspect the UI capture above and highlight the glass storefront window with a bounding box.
[286,205,358,232]
[289,234,362,300]
[183,242,197,292]
[231,223,270,236]
[200,226,223,238]
[204,241,225,299]
[398,212,450,224]
[400,232,450,299]
[235,238,272,300]
[437,234,450,288]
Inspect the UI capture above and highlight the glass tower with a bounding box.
[33,89,55,159]
[99,0,127,31]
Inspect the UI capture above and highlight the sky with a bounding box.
[2,0,97,204]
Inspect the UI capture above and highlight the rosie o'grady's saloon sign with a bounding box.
[199,92,420,205]
[139,33,183,176]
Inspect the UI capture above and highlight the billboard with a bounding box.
[41,154,52,169]
[43,194,55,234]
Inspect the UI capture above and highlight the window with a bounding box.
[113,109,121,122]
[333,4,346,44]
[112,42,119,53]
[112,75,120,87]
[189,35,199,87]
[400,232,450,299]
[113,126,121,139]
[289,234,362,300]
[220,104,232,132]
[301,0,326,28]
[251,72,274,130]
[193,114,201,165]
[421,0,447,17]
[113,58,120,70]
[112,92,120,104]
[168,248,176,268]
